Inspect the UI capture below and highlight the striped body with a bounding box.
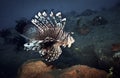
[24,11,75,62]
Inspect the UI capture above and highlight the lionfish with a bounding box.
[23,11,75,62]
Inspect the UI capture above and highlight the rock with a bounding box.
[15,18,29,34]
[0,37,4,45]
[92,16,108,26]
[80,9,97,16]
[113,52,120,58]
[112,57,120,78]
[111,43,120,52]
[78,26,90,35]
[18,60,108,78]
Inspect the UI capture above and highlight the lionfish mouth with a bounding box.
[23,11,75,62]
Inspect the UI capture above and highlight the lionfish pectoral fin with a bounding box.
[67,36,75,48]
[24,40,43,51]
[38,45,62,62]
[19,34,29,40]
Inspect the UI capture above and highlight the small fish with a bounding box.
[23,11,75,62]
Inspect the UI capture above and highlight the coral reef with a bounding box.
[80,9,97,16]
[17,60,108,78]
[0,3,120,78]
[15,18,30,34]
[111,43,120,52]
[17,60,52,78]
[77,26,90,35]
[92,16,108,26]
[112,57,120,78]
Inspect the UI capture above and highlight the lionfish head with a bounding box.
[23,11,75,62]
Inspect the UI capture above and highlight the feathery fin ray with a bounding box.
[24,11,75,62]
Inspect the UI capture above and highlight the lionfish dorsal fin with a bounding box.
[31,11,66,29]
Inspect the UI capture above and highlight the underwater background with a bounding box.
[0,0,120,78]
